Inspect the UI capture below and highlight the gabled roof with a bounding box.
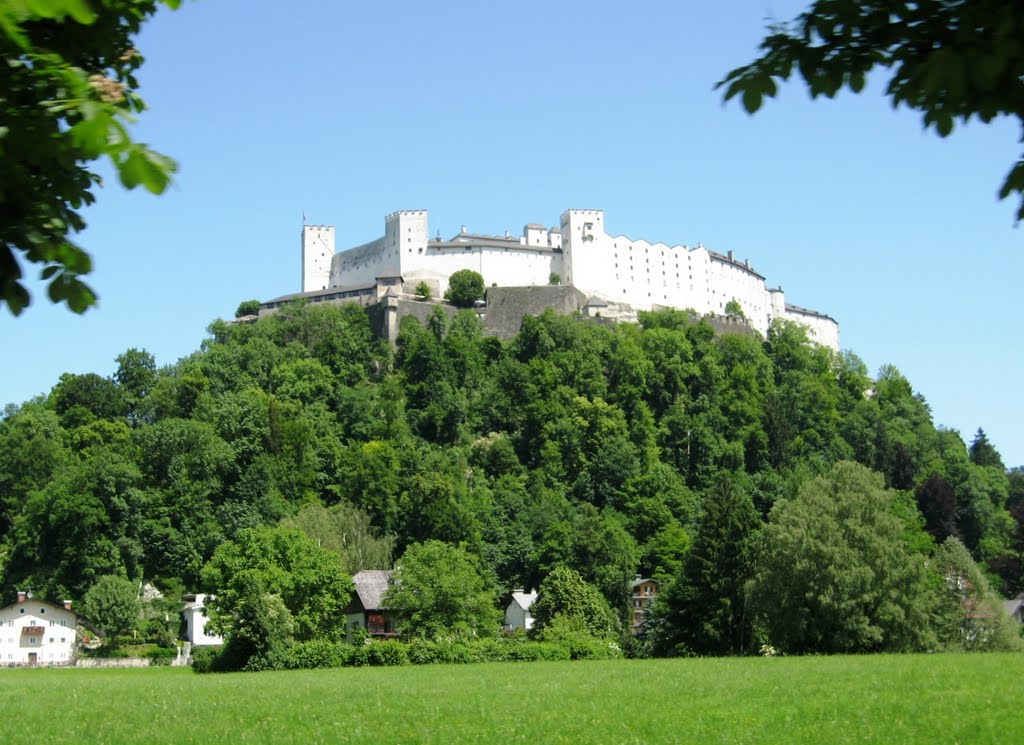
[631,577,658,590]
[510,590,538,612]
[351,570,393,611]
[0,597,76,615]
[1004,593,1024,617]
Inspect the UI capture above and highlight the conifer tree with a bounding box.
[652,475,760,656]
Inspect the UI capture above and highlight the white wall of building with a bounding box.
[407,244,560,296]
[783,307,840,349]
[318,208,839,349]
[301,225,335,293]
[504,591,537,632]
[183,594,223,646]
[0,597,76,666]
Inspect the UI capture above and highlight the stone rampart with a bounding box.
[484,285,588,340]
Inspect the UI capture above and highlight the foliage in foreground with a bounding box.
[0,0,180,315]
[719,0,1024,220]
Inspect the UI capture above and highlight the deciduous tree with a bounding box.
[384,540,499,639]
[444,269,485,308]
[1,0,180,314]
[749,461,937,654]
[82,574,141,639]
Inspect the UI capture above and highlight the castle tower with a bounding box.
[560,209,606,293]
[302,225,335,292]
[385,210,429,278]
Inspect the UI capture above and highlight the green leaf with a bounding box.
[118,147,175,194]
[62,0,97,24]
[69,113,112,158]
[741,87,762,114]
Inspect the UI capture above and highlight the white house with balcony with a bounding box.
[0,591,77,667]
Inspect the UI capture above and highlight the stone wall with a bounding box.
[483,285,588,340]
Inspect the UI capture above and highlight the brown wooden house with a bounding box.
[344,570,398,641]
[630,575,659,636]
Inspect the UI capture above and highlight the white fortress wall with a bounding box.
[301,226,335,293]
[329,210,427,287]
[406,243,560,294]
[314,207,840,350]
[707,252,771,334]
[783,306,840,349]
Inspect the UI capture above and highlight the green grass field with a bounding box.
[0,654,1018,744]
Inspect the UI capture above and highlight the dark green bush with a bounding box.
[287,640,346,670]
[145,646,177,666]
[190,646,218,674]
[367,640,408,666]
[345,643,370,667]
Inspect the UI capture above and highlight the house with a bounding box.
[631,576,659,636]
[504,589,538,632]
[344,570,398,642]
[0,591,77,667]
[1004,593,1024,624]
[182,593,223,646]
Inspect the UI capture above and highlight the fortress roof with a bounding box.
[784,303,835,323]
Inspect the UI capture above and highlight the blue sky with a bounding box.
[2,0,1022,466]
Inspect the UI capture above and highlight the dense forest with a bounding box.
[1,301,1021,658]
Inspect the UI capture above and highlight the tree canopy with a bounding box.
[719,0,1024,219]
[0,300,1020,661]
[749,461,938,654]
[81,574,140,639]
[201,525,353,644]
[0,0,179,315]
[531,565,617,640]
[444,269,485,308]
[384,540,500,639]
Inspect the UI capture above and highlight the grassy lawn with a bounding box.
[0,653,1018,744]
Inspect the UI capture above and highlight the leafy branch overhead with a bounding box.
[0,0,180,316]
[718,0,1024,220]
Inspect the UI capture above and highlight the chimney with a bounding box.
[63,600,73,611]
[634,574,642,582]
[16,591,25,603]
[727,250,734,262]
[461,225,467,235]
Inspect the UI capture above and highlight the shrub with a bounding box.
[235,299,261,318]
[414,281,432,301]
[190,646,219,674]
[367,640,408,666]
[345,643,370,667]
[145,646,177,666]
[287,640,346,670]
[406,637,439,665]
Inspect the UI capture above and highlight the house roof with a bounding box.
[510,590,538,612]
[1004,593,1024,617]
[631,577,658,590]
[351,570,393,611]
[0,597,76,615]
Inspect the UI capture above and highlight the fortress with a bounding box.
[264,208,838,349]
